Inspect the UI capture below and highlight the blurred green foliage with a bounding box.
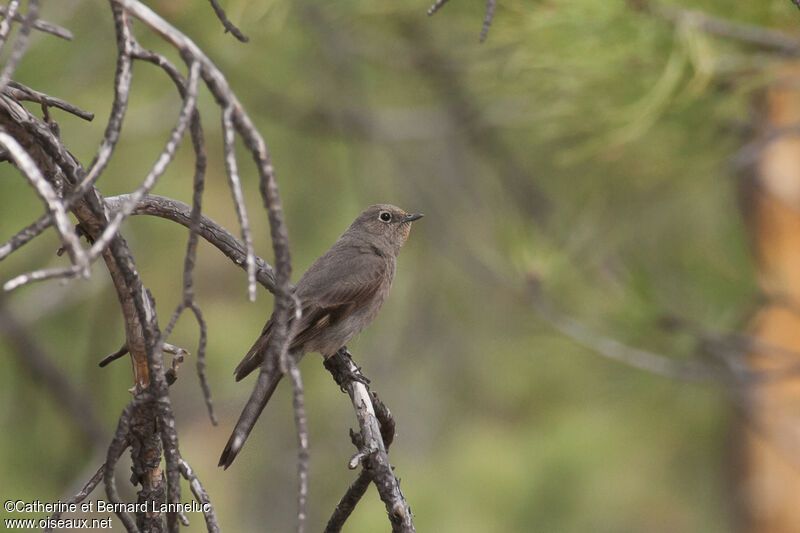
[0,0,794,530]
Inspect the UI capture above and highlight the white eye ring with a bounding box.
[379,211,392,222]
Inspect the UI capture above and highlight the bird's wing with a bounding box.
[290,244,388,349]
[233,244,387,380]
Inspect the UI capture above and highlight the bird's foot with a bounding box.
[325,346,371,392]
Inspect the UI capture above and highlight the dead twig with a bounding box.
[0,4,72,40]
[324,348,415,533]
[207,0,249,42]
[427,0,496,42]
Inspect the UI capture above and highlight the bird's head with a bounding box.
[348,204,423,253]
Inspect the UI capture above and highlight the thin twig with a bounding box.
[0,6,133,263]
[0,0,39,92]
[44,463,106,532]
[325,390,396,533]
[90,61,200,262]
[0,0,20,51]
[289,361,309,533]
[0,5,72,40]
[104,193,278,291]
[426,0,496,42]
[427,0,450,16]
[5,81,93,120]
[222,105,257,302]
[207,0,249,42]
[324,348,415,532]
[479,0,496,42]
[137,41,218,425]
[631,0,800,55]
[0,129,88,273]
[105,402,137,533]
[528,279,718,382]
[179,459,220,533]
[189,302,216,423]
[3,60,201,291]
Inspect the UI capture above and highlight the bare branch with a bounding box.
[325,390,396,533]
[324,348,415,532]
[99,343,129,367]
[104,193,278,291]
[0,6,133,263]
[632,0,800,55]
[0,129,88,275]
[426,0,496,42]
[44,463,106,532]
[3,61,201,291]
[289,362,309,533]
[426,0,451,16]
[527,278,719,382]
[479,0,496,43]
[0,0,38,92]
[189,302,216,424]
[325,473,371,533]
[0,1,20,51]
[179,459,220,533]
[207,0,249,42]
[105,402,137,533]
[222,105,257,302]
[111,0,294,328]
[127,38,218,425]
[0,4,72,40]
[5,81,93,120]
[89,61,200,263]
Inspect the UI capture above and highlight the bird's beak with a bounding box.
[402,213,424,223]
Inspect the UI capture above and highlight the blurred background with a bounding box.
[3,0,800,531]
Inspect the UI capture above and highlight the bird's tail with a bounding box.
[234,322,272,381]
[218,368,282,469]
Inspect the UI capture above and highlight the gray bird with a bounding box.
[219,204,422,468]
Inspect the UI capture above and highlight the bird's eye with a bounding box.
[379,212,392,222]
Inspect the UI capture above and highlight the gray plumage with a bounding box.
[219,204,422,468]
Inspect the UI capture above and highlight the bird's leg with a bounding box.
[338,347,371,386]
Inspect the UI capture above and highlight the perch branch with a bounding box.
[324,389,396,533]
[324,348,415,532]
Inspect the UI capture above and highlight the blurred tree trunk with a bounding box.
[737,65,800,533]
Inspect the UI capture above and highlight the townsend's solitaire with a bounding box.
[219,204,422,468]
